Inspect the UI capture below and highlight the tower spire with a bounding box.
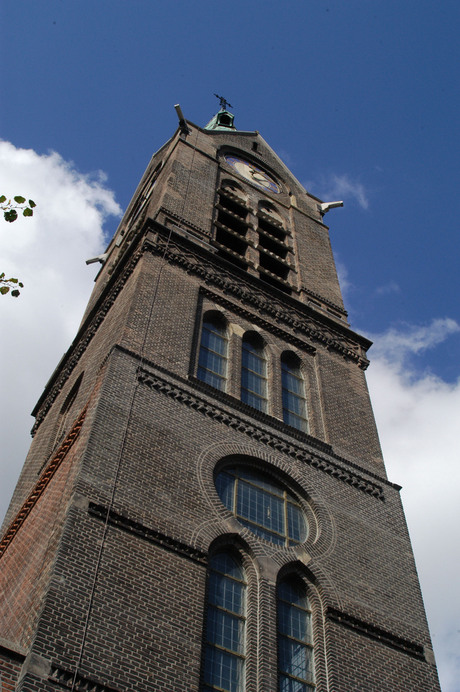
[205,94,236,130]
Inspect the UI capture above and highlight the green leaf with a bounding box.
[4,210,18,222]
[9,278,18,283]
[0,286,10,295]
[0,272,4,279]
[14,195,26,204]
[29,200,36,208]
[23,207,33,217]
[19,282,24,287]
[0,195,6,204]
[11,289,20,297]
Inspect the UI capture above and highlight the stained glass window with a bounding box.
[198,316,228,391]
[278,578,315,691]
[241,333,267,412]
[281,353,308,433]
[215,467,307,547]
[202,553,246,692]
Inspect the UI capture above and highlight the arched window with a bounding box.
[198,315,228,391]
[202,552,246,692]
[281,353,308,433]
[241,332,267,412]
[277,577,315,691]
[215,466,307,547]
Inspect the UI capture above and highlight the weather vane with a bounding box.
[214,93,233,111]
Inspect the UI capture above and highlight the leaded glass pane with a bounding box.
[241,337,267,412]
[236,469,284,497]
[198,319,228,391]
[215,472,235,513]
[204,646,244,692]
[281,356,308,433]
[287,503,306,544]
[277,579,315,690]
[208,572,245,615]
[279,674,314,692]
[237,479,284,534]
[278,602,311,642]
[238,519,285,546]
[207,607,245,653]
[278,580,309,609]
[279,639,314,682]
[215,468,307,547]
[282,389,306,417]
[203,554,246,692]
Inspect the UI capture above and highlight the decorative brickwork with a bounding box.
[0,117,440,691]
[137,365,385,499]
[0,406,87,559]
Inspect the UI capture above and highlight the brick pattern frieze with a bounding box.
[0,406,87,559]
[145,232,371,369]
[136,361,386,500]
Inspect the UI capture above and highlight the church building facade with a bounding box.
[0,106,440,691]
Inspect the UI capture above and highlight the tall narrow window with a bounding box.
[198,315,228,391]
[203,553,246,692]
[278,577,315,691]
[281,353,308,433]
[241,333,267,412]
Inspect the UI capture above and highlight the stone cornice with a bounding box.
[144,232,370,369]
[30,222,369,436]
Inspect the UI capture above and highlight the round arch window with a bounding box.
[215,466,307,546]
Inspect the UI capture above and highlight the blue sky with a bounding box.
[3,0,458,379]
[1,1,459,689]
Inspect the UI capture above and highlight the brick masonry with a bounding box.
[0,117,440,690]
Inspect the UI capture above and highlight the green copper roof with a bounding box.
[204,108,236,131]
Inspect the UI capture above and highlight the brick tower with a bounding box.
[0,105,440,691]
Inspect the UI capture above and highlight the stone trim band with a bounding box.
[327,607,426,661]
[88,503,207,566]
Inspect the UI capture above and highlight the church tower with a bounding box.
[0,104,440,691]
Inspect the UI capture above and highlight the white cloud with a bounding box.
[368,318,460,368]
[375,280,400,296]
[305,173,369,209]
[366,322,460,692]
[0,141,121,524]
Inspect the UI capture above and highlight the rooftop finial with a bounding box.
[214,93,233,111]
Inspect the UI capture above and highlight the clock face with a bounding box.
[225,155,281,194]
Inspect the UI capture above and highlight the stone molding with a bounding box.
[31,223,369,435]
[88,503,207,566]
[137,365,385,501]
[200,286,317,354]
[326,607,426,661]
[144,233,370,369]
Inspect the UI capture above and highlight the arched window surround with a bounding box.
[213,458,314,549]
[275,564,327,692]
[201,539,259,692]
